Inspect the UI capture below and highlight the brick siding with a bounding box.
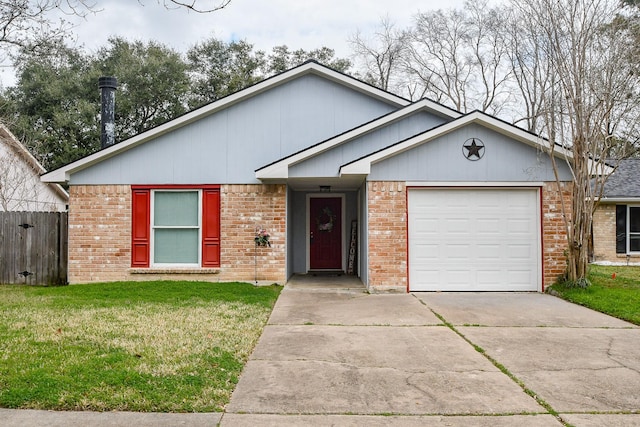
[541,182,571,287]
[67,184,287,284]
[367,181,407,292]
[68,185,131,283]
[220,184,287,283]
[592,204,618,262]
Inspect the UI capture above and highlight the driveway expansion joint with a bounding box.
[416,296,568,425]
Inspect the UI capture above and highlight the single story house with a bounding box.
[0,124,68,212]
[42,61,573,292]
[592,159,640,264]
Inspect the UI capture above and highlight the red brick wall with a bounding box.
[541,181,571,287]
[68,184,287,284]
[367,181,407,292]
[365,181,571,292]
[220,184,287,283]
[68,185,131,283]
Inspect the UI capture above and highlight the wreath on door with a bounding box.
[316,206,335,232]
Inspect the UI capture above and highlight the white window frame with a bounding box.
[150,189,202,267]
[628,205,640,254]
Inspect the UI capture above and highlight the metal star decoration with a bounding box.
[463,138,485,161]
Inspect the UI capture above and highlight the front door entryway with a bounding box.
[309,196,342,270]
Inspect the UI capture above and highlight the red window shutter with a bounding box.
[131,189,150,267]
[202,188,221,267]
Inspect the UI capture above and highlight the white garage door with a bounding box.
[408,188,540,291]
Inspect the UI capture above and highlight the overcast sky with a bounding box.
[68,0,459,55]
[0,0,466,87]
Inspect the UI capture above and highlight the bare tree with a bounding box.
[0,1,98,59]
[0,1,231,59]
[503,8,553,133]
[349,16,408,93]
[405,1,513,112]
[512,0,640,285]
[160,0,231,13]
[0,125,64,211]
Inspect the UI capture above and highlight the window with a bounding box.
[153,191,200,266]
[630,207,640,252]
[616,205,640,254]
[131,185,220,268]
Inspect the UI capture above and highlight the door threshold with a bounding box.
[308,269,344,277]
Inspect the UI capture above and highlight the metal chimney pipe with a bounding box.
[98,76,117,148]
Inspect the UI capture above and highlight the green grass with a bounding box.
[550,265,640,325]
[0,281,281,412]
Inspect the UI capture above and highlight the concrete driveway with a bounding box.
[223,280,640,426]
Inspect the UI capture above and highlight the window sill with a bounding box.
[129,268,220,275]
[617,254,640,259]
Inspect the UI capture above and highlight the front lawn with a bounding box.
[0,281,281,412]
[550,265,640,325]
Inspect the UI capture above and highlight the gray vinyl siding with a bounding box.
[289,111,447,178]
[286,186,295,279]
[291,190,307,274]
[368,124,573,182]
[71,74,398,185]
[358,181,368,285]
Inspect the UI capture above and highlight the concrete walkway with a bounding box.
[4,277,640,426]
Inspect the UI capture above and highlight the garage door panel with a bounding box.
[408,188,540,292]
[414,218,439,232]
[445,219,471,233]
[507,244,535,259]
[477,219,500,234]
[445,269,475,285]
[476,244,502,260]
[445,244,472,259]
[412,243,439,261]
[507,218,535,234]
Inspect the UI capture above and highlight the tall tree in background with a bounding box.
[97,37,190,137]
[3,44,100,170]
[187,40,352,106]
[187,39,264,106]
[3,38,190,170]
[265,45,351,75]
[512,0,640,285]
[349,16,408,93]
[502,7,553,133]
[405,1,512,113]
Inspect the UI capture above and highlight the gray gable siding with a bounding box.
[71,74,398,185]
[288,111,447,178]
[368,124,573,182]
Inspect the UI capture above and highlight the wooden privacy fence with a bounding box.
[0,211,68,285]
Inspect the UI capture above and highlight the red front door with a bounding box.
[310,197,342,270]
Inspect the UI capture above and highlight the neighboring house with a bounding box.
[0,125,68,212]
[42,61,574,292]
[592,159,640,264]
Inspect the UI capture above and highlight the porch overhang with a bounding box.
[258,175,367,191]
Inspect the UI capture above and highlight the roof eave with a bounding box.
[598,197,640,203]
